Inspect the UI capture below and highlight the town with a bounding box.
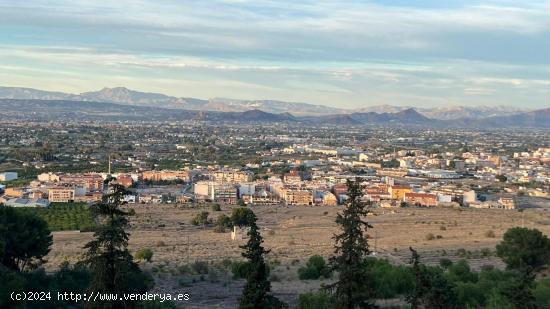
[1,121,548,210]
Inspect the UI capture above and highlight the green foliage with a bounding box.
[446,260,478,283]
[496,227,550,272]
[0,262,92,309]
[231,261,252,279]
[381,159,400,168]
[496,175,508,182]
[298,291,332,309]
[365,257,414,299]
[18,203,96,231]
[231,207,255,227]
[238,199,246,206]
[211,204,221,211]
[0,268,25,309]
[533,279,550,309]
[325,178,376,308]
[0,206,53,271]
[216,214,233,232]
[191,261,209,275]
[237,210,286,308]
[135,248,154,262]
[82,182,148,309]
[298,255,331,280]
[407,247,458,309]
[190,211,211,226]
[439,258,453,269]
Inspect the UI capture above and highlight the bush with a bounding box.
[485,230,496,238]
[216,214,232,230]
[191,211,211,226]
[211,204,221,211]
[298,255,331,280]
[298,292,331,309]
[191,261,209,275]
[135,248,154,262]
[439,258,453,269]
[425,233,435,241]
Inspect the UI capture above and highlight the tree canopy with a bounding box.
[0,206,52,272]
[325,178,376,308]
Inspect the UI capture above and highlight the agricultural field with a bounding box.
[20,203,95,232]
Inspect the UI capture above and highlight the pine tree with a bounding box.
[325,178,376,309]
[407,247,423,309]
[406,247,458,309]
[82,180,145,309]
[238,211,286,309]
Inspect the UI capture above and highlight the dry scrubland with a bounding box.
[46,204,550,307]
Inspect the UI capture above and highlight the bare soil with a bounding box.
[46,204,550,308]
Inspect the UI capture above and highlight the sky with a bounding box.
[0,0,549,109]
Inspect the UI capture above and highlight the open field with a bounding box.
[45,203,550,307]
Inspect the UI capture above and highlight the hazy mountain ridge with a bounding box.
[1,98,548,127]
[0,86,534,119]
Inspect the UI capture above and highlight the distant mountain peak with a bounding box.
[0,85,534,119]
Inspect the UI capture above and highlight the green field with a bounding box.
[20,203,96,232]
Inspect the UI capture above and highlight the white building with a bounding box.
[238,183,256,197]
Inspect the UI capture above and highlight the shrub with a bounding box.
[440,225,447,231]
[135,248,154,262]
[439,258,453,269]
[191,211,211,226]
[481,248,492,257]
[485,230,496,238]
[425,233,435,241]
[216,214,232,230]
[177,265,191,275]
[298,292,332,309]
[298,255,331,280]
[191,261,209,275]
[211,204,221,211]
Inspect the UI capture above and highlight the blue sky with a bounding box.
[0,0,549,109]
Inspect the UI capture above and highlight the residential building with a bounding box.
[48,187,76,202]
[404,192,437,207]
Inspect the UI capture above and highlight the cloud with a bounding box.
[0,0,549,108]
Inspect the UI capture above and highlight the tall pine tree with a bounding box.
[82,180,146,309]
[325,178,376,309]
[406,247,457,309]
[238,211,286,309]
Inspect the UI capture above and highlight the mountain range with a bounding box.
[0,86,531,119]
[1,98,548,128]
